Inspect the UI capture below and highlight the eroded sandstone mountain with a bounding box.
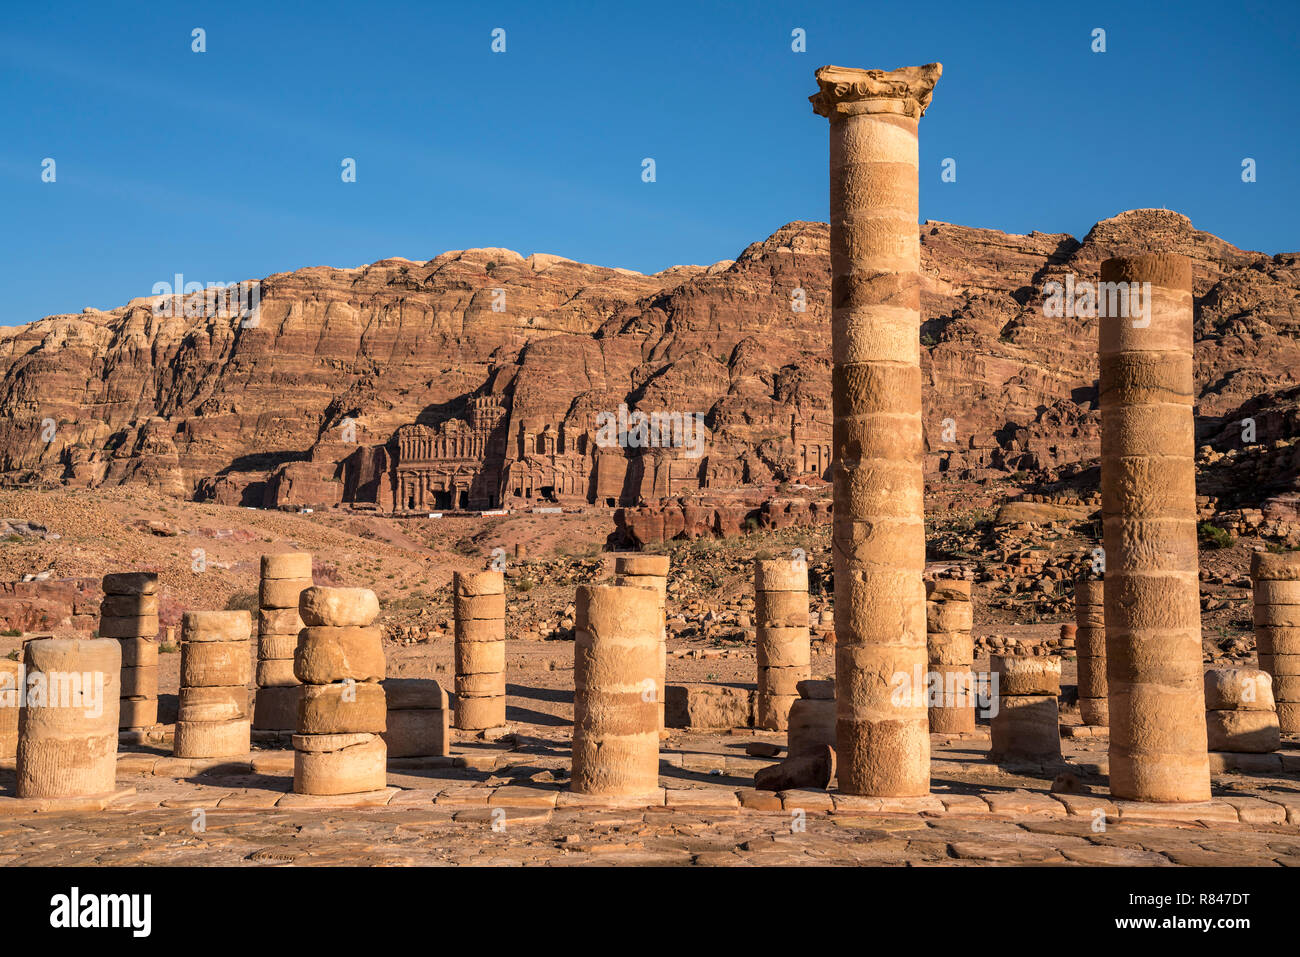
[0,209,1295,515]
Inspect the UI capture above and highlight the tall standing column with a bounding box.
[810,63,941,796]
[1099,253,1210,802]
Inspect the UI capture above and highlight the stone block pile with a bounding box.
[292,586,388,795]
[925,577,974,734]
[99,571,159,731]
[453,571,506,731]
[1252,550,1300,733]
[175,611,251,758]
[254,552,311,732]
[753,559,811,731]
[1074,578,1107,726]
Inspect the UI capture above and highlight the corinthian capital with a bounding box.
[809,63,942,119]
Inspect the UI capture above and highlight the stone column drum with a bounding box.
[571,584,660,797]
[925,577,975,733]
[810,62,941,796]
[1075,578,1108,726]
[753,559,811,730]
[175,611,252,758]
[293,587,387,795]
[453,570,506,730]
[989,654,1061,763]
[1099,253,1210,802]
[1252,551,1300,732]
[1204,667,1279,753]
[254,552,311,732]
[17,638,121,798]
[613,554,669,732]
[99,571,159,731]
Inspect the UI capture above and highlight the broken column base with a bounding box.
[989,695,1061,763]
[754,744,835,791]
[293,733,388,795]
[1206,710,1280,753]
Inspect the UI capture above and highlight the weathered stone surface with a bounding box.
[383,677,449,711]
[101,573,157,596]
[664,683,753,730]
[1204,668,1276,711]
[299,587,379,627]
[174,718,250,759]
[180,640,251,688]
[754,745,835,792]
[992,654,1061,696]
[1206,710,1280,753]
[16,638,120,798]
[261,552,313,580]
[181,610,251,643]
[1100,253,1211,804]
[383,707,450,758]
[989,695,1061,763]
[572,584,660,796]
[260,578,312,611]
[252,685,300,731]
[293,736,387,795]
[178,685,248,723]
[294,626,385,684]
[297,681,386,734]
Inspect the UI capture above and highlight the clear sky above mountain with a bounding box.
[1,0,1296,326]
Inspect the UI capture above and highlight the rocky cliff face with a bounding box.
[1,209,1296,512]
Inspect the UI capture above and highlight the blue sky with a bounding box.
[1,0,1296,326]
